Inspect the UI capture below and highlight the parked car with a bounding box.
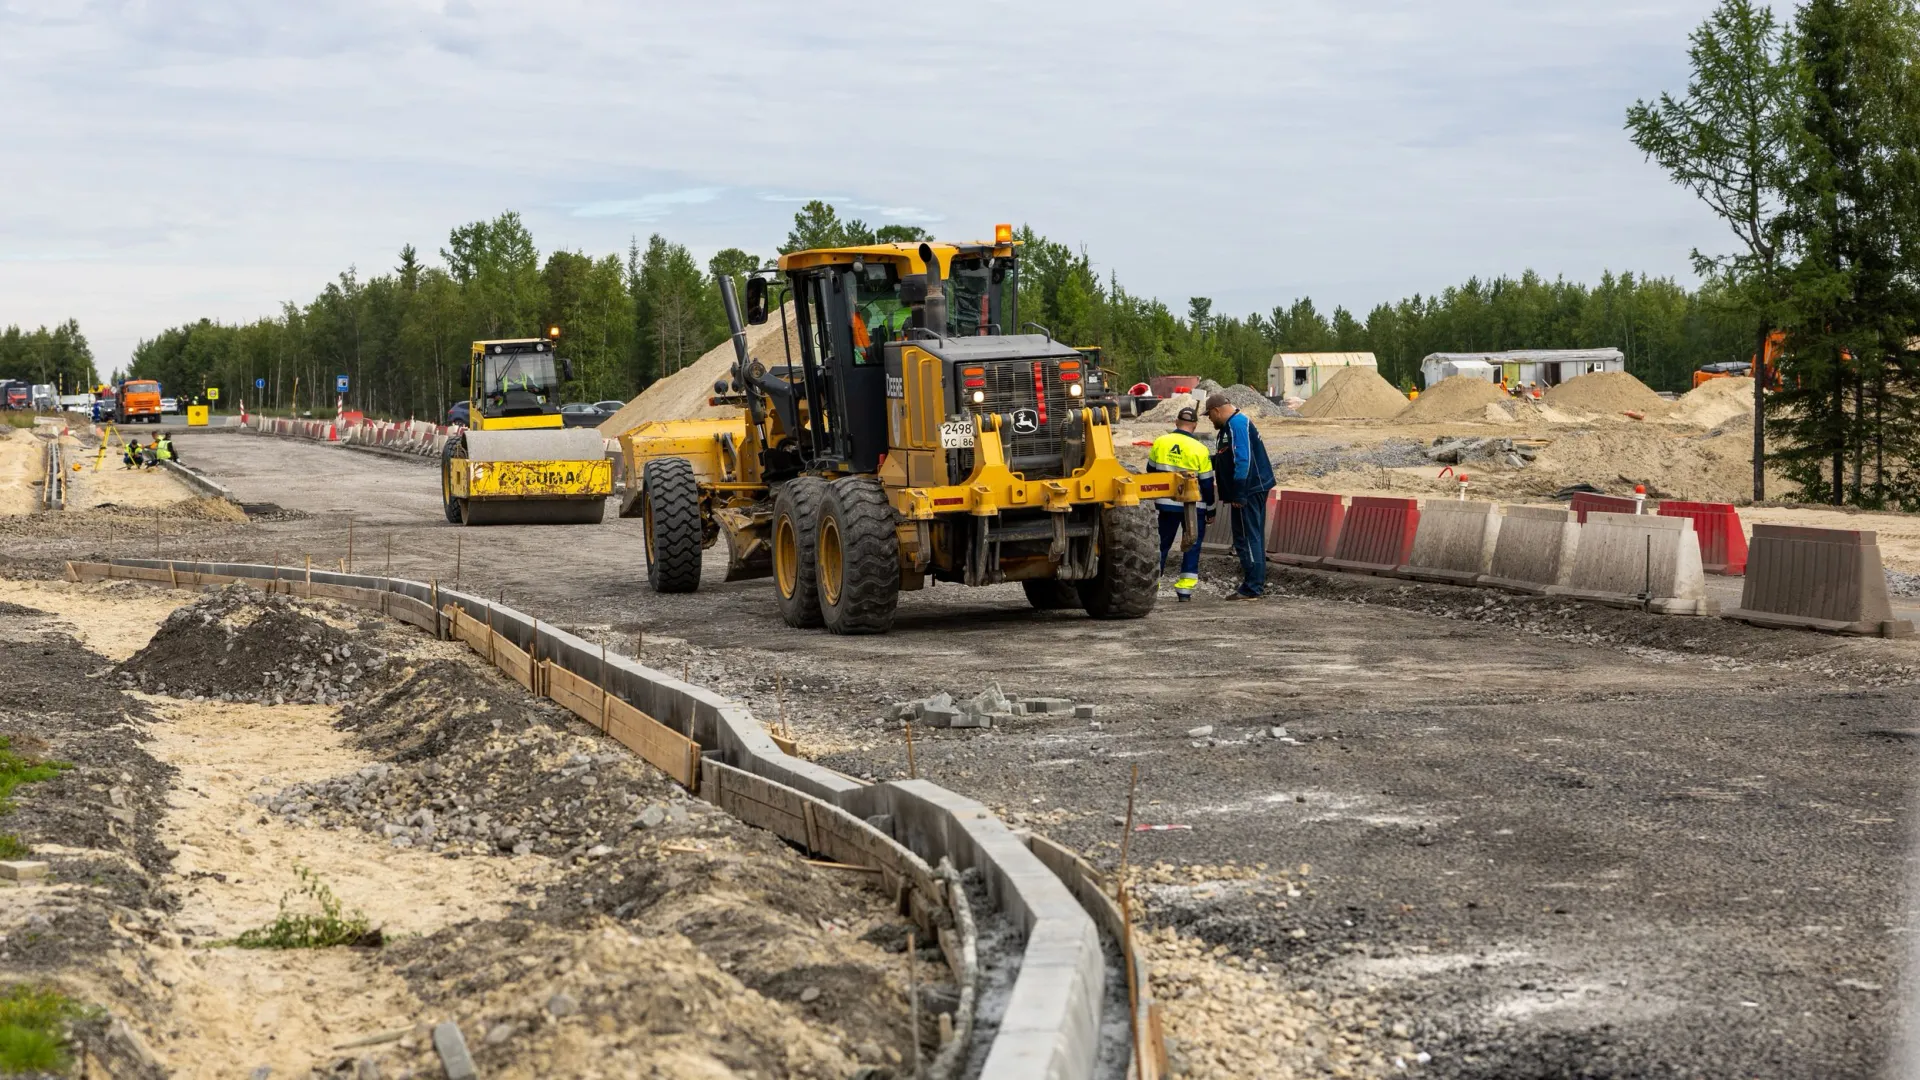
[446,401,469,427]
[593,400,625,414]
[161,397,179,415]
[558,402,606,429]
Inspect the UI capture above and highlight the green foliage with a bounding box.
[229,865,378,949]
[0,984,87,1075]
[0,737,70,814]
[0,321,97,392]
[0,835,26,860]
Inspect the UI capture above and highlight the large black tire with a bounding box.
[1078,504,1159,619]
[1022,579,1081,610]
[816,477,900,635]
[772,477,828,628]
[440,435,465,524]
[642,457,704,594]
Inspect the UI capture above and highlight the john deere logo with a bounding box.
[1011,408,1041,435]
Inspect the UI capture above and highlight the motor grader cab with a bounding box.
[618,226,1201,634]
[440,333,614,525]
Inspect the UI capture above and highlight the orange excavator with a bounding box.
[1694,330,1785,389]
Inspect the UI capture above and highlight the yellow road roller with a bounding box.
[441,335,613,525]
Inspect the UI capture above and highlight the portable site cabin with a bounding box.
[1267,352,1378,400]
[1419,348,1624,390]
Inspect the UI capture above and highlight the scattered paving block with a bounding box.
[0,861,48,882]
[1021,698,1074,715]
[949,712,991,729]
[1073,704,1099,719]
[433,1021,477,1080]
[918,706,962,729]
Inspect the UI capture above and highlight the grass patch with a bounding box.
[1,414,35,431]
[0,984,86,1075]
[228,866,381,949]
[0,835,27,860]
[0,738,70,814]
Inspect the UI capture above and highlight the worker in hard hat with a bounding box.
[1147,405,1215,601]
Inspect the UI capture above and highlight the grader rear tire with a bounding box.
[772,477,828,628]
[642,457,703,594]
[816,477,900,635]
[1078,504,1158,619]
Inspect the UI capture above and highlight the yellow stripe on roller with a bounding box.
[463,459,613,498]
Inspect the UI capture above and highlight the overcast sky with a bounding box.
[1,0,1740,371]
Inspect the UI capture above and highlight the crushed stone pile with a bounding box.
[1672,376,1755,428]
[1194,380,1294,418]
[116,584,388,705]
[1543,371,1673,418]
[1270,437,1428,479]
[1296,366,1408,419]
[1394,376,1513,424]
[597,303,802,434]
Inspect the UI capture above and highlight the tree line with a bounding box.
[1630,0,1920,507]
[0,321,97,394]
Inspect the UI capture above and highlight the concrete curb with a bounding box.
[70,558,1137,1080]
[159,459,240,504]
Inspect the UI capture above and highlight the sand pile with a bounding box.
[1394,376,1511,424]
[1297,367,1407,419]
[598,303,801,434]
[1672,377,1755,428]
[1543,371,1673,418]
[1526,425,1775,502]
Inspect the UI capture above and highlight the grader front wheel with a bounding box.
[642,457,704,594]
[1079,503,1159,619]
[816,477,899,635]
[772,477,828,628]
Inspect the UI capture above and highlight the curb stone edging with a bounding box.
[68,559,1157,1080]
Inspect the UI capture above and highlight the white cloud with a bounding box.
[0,0,1733,366]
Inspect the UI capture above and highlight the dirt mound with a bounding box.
[1214,383,1293,419]
[1543,371,1673,418]
[1672,377,1755,428]
[117,584,391,705]
[1526,425,1772,502]
[1394,376,1512,423]
[598,303,802,434]
[1296,367,1406,419]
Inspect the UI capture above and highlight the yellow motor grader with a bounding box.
[615,226,1201,634]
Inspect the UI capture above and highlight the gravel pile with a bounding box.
[1270,438,1428,478]
[1197,380,1295,418]
[263,660,683,860]
[116,583,388,705]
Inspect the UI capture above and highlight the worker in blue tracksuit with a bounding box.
[1146,406,1216,601]
[1204,392,1275,600]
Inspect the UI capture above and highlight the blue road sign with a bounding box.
[336,375,349,393]
[255,378,265,389]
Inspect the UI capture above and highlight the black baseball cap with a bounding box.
[1176,406,1198,423]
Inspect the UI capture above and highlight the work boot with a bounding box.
[1173,574,1198,602]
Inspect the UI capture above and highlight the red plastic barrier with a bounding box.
[1266,490,1347,566]
[1657,500,1748,575]
[1322,496,1419,575]
[1569,492,1638,524]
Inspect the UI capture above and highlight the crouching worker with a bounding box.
[1147,405,1216,601]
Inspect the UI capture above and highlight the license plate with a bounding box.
[939,420,975,449]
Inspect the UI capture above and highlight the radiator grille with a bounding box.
[952,359,1074,481]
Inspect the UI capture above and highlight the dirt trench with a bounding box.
[0,580,938,1079]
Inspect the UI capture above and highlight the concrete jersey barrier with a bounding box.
[72,558,1133,1080]
[1553,511,1717,616]
[1396,499,1501,586]
[1726,524,1914,638]
[1479,504,1581,594]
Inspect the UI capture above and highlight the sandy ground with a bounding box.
[0,578,198,658]
[137,693,557,1077]
[92,431,1920,1079]
[0,427,46,515]
[66,446,197,510]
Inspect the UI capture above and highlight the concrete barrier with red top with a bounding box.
[1322,496,1419,576]
[1569,492,1639,524]
[1265,490,1346,566]
[1726,524,1913,637]
[1656,501,1748,575]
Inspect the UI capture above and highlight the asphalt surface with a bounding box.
[38,430,1920,1079]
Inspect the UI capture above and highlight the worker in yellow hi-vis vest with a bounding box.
[1146,405,1217,601]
